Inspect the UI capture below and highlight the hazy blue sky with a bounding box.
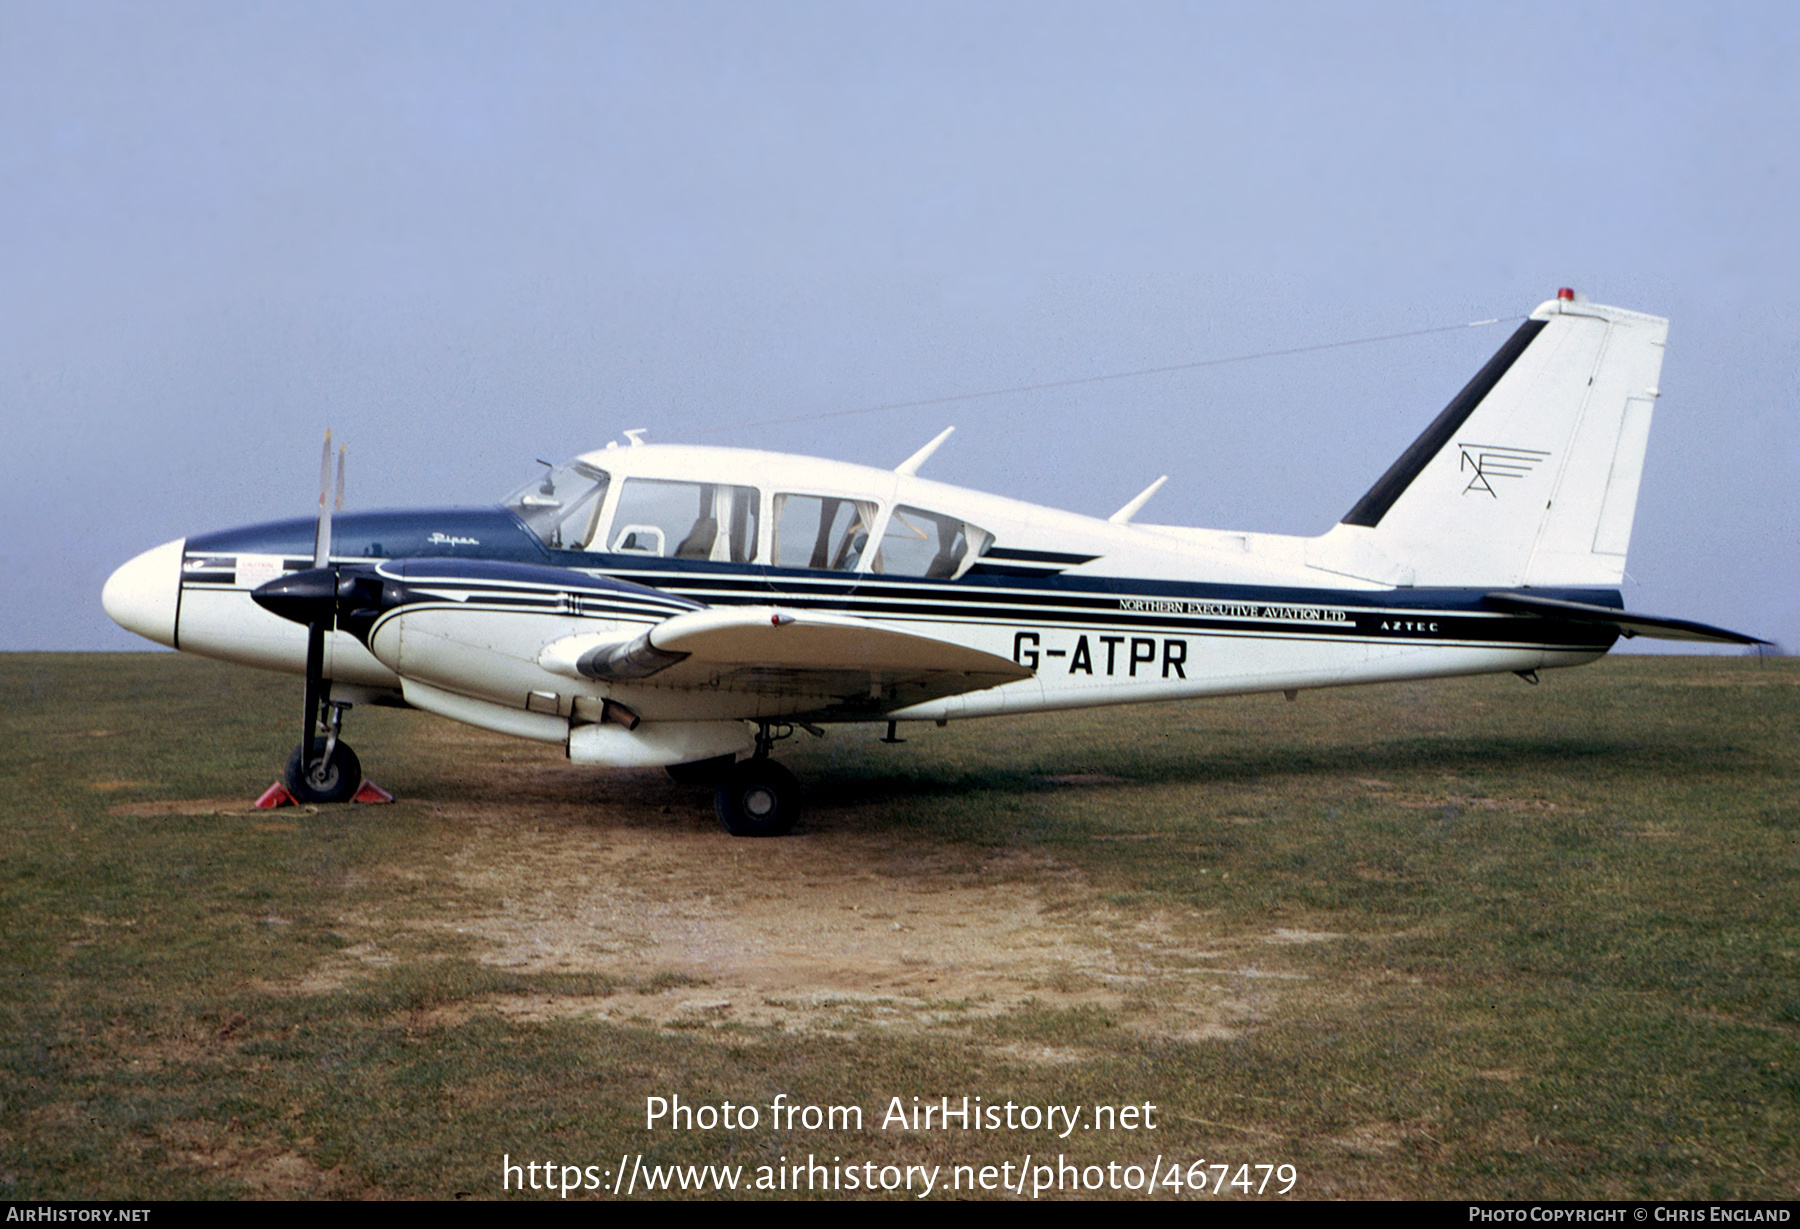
[4,2,1795,651]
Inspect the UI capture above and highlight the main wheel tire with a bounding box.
[665,753,737,787]
[284,739,362,804]
[714,759,801,837]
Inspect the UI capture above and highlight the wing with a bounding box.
[539,606,1032,717]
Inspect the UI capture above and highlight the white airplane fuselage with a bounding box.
[107,440,1613,732]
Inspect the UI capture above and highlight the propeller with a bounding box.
[256,431,364,802]
[252,434,400,641]
[302,432,339,796]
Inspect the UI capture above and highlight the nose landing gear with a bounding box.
[284,699,362,804]
[285,737,362,804]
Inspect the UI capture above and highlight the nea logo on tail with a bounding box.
[1458,443,1550,497]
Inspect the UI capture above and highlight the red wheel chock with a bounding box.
[351,779,394,804]
[255,783,299,809]
[253,780,394,808]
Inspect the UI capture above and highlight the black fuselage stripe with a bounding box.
[586,570,1608,618]
[981,547,1098,564]
[360,593,1608,650]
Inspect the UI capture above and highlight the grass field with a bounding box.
[1,652,1795,1200]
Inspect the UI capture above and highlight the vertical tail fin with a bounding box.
[1307,294,1668,588]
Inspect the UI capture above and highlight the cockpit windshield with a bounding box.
[504,462,611,550]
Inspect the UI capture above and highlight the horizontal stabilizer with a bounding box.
[1482,591,1767,645]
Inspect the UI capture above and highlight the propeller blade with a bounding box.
[313,429,333,569]
[334,443,346,513]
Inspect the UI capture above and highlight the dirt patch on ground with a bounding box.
[107,798,318,818]
[279,763,1325,1043]
[153,1120,369,1198]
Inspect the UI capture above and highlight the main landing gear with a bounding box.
[707,722,806,837]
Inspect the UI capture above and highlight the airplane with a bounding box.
[102,290,1764,836]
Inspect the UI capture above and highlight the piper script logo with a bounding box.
[1458,443,1549,498]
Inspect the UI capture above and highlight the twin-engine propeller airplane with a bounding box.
[104,291,1763,835]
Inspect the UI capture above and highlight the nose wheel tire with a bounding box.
[714,760,801,837]
[284,739,362,805]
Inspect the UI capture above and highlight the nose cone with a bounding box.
[103,538,184,647]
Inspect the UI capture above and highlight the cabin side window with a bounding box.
[772,495,878,571]
[607,479,760,562]
[873,506,993,579]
